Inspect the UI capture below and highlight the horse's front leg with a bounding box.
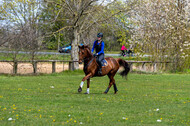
[78,73,92,93]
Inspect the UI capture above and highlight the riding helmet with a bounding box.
[97,33,103,38]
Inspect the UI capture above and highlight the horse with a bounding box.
[78,45,130,94]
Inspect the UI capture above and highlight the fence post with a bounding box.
[142,62,146,71]
[52,61,56,73]
[153,63,157,72]
[33,61,37,74]
[129,63,133,71]
[69,61,73,71]
[13,61,18,74]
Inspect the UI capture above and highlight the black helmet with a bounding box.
[97,33,103,38]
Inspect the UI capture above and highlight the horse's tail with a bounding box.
[117,58,130,78]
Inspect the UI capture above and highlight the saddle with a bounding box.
[102,59,108,67]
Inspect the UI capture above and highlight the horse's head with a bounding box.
[78,45,92,64]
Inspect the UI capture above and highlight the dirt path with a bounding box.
[0,62,83,74]
[0,62,155,74]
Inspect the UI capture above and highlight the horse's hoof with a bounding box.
[78,87,82,93]
[84,92,89,94]
[103,92,107,94]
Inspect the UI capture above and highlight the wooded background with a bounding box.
[0,0,189,71]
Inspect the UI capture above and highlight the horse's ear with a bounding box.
[84,45,88,48]
[78,45,84,48]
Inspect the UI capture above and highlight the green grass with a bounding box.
[0,71,189,125]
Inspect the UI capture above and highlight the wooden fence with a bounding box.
[0,60,172,74]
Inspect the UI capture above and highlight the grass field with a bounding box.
[0,71,189,126]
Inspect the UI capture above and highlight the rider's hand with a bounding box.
[93,53,97,57]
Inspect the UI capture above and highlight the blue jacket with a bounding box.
[91,40,104,55]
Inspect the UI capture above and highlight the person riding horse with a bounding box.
[91,33,104,75]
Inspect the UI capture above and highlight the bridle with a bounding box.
[79,47,94,69]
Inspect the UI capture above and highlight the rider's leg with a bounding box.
[97,54,104,75]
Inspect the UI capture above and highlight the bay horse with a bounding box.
[78,45,130,94]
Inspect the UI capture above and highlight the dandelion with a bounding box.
[154,108,159,111]
[122,117,128,120]
[157,119,162,122]
[0,96,3,98]
[8,118,15,121]
[68,114,71,117]
[53,119,56,122]
[74,120,77,123]
[100,113,103,115]
[18,88,22,91]
[50,86,54,89]
[79,122,83,124]
[3,108,7,110]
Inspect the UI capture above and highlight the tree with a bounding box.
[43,0,135,70]
[0,0,44,73]
[128,0,190,71]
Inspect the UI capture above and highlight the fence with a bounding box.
[0,60,172,74]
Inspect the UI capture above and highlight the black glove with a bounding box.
[93,53,97,57]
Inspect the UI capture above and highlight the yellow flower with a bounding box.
[3,108,7,110]
[126,118,128,120]
[160,118,163,120]
[13,104,15,107]
[100,113,103,115]
[13,108,17,110]
[40,114,42,118]
[0,96,3,98]
[53,119,56,122]
[16,114,19,116]
[74,120,76,123]
[18,88,22,91]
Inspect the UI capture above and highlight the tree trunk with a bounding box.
[71,27,80,70]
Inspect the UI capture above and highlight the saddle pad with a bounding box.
[102,59,108,66]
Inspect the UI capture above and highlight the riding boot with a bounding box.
[98,67,102,75]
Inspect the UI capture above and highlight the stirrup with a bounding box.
[98,69,102,75]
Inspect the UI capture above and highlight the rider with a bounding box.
[91,33,105,75]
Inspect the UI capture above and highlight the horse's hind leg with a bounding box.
[113,83,118,94]
[104,73,116,94]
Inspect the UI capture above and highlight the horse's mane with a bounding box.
[85,45,92,56]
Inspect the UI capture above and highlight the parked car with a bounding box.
[59,43,83,53]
